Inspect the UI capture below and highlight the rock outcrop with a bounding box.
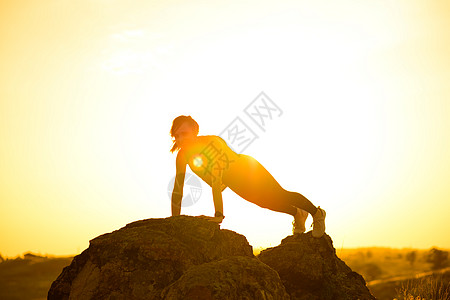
[258,233,376,300]
[48,216,375,299]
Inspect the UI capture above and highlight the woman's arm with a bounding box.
[172,150,186,216]
[210,169,224,223]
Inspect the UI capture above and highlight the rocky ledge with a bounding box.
[48,216,375,299]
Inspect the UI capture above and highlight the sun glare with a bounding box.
[193,156,203,168]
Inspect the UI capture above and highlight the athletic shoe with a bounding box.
[292,208,309,234]
[312,206,326,238]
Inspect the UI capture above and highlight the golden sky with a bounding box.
[1,0,449,257]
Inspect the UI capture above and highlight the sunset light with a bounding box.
[1,0,449,262]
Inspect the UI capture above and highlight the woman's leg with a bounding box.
[283,191,318,216]
[223,155,317,216]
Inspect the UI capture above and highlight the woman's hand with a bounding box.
[209,215,225,223]
[196,215,225,224]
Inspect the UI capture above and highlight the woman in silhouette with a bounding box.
[170,115,326,237]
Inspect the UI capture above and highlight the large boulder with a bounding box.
[48,216,287,299]
[258,232,376,300]
[161,256,289,299]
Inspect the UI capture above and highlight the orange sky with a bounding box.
[1,0,449,257]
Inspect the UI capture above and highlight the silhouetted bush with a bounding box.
[426,248,449,270]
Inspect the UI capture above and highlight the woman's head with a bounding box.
[170,115,199,152]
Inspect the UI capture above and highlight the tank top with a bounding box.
[182,135,241,191]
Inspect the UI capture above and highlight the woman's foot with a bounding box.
[312,206,326,238]
[292,208,309,234]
